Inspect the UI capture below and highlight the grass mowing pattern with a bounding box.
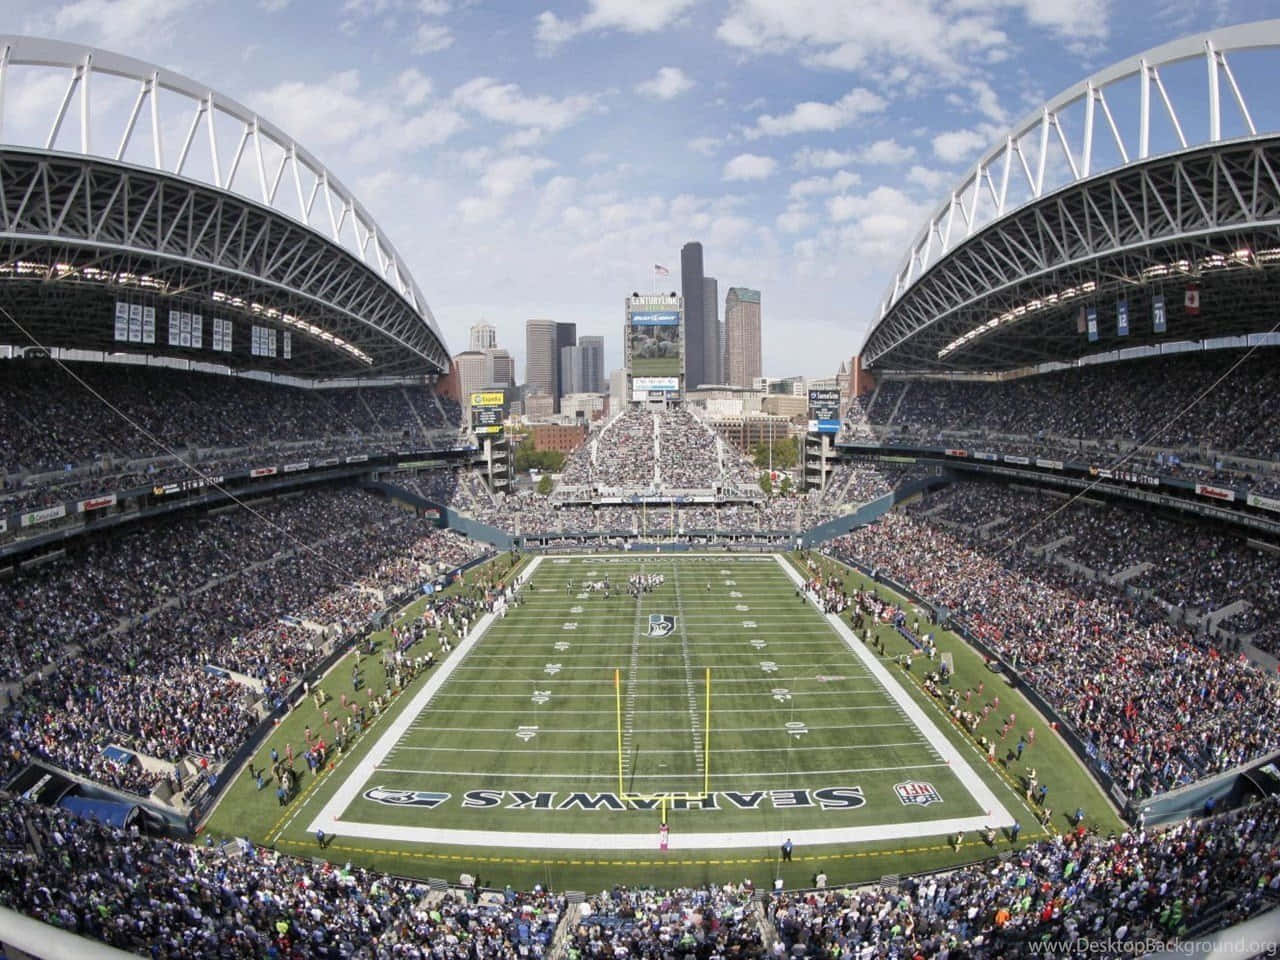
[342,554,985,833]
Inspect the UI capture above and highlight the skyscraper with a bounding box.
[525,319,558,401]
[681,242,707,388]
[703,276,719,384]
[559,344,582,397]
[579,335,604,394]
[469,322,497,351]
[725,287,762,388]
[452,351,492,402]
[554,321,577,411]
[487,348,515,388]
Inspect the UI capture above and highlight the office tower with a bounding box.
[487,348,515,388]
[452,350,492,402]
[703,276,720,384]
[468,322,497,351]
[525,319,558,400]
[725,287,762,388]
[681,242,707,388]
[579,335,604,394]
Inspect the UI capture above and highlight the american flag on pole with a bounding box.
[654,264,669,276]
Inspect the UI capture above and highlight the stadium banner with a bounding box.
[249,466,278,478]
[191,315,202,350]
[152,475,223,496]
[345,454,369,464]
[1196,483,1235,502]
[1035,457,1065,470]
[21,504,66,527]
[168,309,181,346]
[1002,454,1030,465]
[314,456,339,468]
[114,301,129,341]
[471,391,505,408]
[222,320,233,352]
[282,461,309,473]
[974,451,999,461]
[945,448,968,457]
[128,303,143,343]
[632,375,679,401]
[1247,492,1280,513]
[180,312,192,347]
[142,305,156,344]
[282,331,292,360]
[1089,466,1160,486]
[77,494,116,513]
[1153,294,1167,333]
[1185,285,1200,315]
[1086,306,1098,342]
[1116,298,1128,337]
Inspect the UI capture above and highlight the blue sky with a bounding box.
[7,0,1275,378]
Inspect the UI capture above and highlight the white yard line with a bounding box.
[374,763,951,780]
[773,554,1014,827]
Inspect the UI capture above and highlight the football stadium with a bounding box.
[3,17,1280,960]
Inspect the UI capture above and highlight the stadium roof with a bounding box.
[860,21,1280,373]
[0,35,449,379]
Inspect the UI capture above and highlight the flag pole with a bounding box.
[616,668,624,796]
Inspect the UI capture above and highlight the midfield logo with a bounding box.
[363,787,450,808]
[647,614,676,637]
[894,781,943,807]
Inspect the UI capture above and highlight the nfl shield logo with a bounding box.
[894,781,943,807]
[647,614,676,637]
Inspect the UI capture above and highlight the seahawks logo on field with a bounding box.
[647,614,676,637]
[364,787,450,808]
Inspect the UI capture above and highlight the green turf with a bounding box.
[202,549,1120,890]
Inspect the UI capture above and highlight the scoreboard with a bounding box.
[807,389,840,435]
[470,391,505,437]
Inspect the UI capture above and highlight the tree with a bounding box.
[758,472,773,495]
[536,474,553,496]
[514,439,566,475]
[779,475,793,496]
[750,435,798,470]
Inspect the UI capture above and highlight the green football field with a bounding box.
[306,553,1014,850]
[205,549,1119,888]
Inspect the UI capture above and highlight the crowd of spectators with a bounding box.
[773,794,1280,956]
[828,490,1280,799]
[0,488,485,798]
[0,362,462,514]
[570,883,766,959]
[0,796,564,958]
[860,350,1280,493]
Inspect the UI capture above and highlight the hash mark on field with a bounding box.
[671,565,705,777]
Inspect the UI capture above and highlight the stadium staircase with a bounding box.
[885,379,911,428]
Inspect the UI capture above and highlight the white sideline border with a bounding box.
[311,553,1014,851]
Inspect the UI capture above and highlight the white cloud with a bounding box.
[747,88,885,138]
[260,0,290,10]
[536,0,696,55]
[858,139,916,165]
[452,77,598,132]
[412,22,454,52]
[48,0,202,50]
[824,185,932,257]
[723,153,777,181]
[932,128,989,163]
[635,66,694,101]
[776,206,816,233]
[713,0,1110,82]
[789,170,860,200]
[459,153,555,222]
[689,137,721,157]
[906,165,951,192]
[792,147,855,171]
[251,69,466,160]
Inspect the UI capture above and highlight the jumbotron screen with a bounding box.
[627,306,682,378]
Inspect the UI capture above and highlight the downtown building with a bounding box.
[725,287,762,388]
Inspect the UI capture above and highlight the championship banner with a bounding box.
[169,309,181,346]
[142,306,156,344]
[1116,299,1128,337]
[1247,492,1280,514]
[191,315,202,350]
[249,466,278,478]
[1086,307,1098,343]
[114,301,129,341]
[1196,483,1235,502]
[21,504,66,527]
[77,494,117,512]
[128,303,143,343]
